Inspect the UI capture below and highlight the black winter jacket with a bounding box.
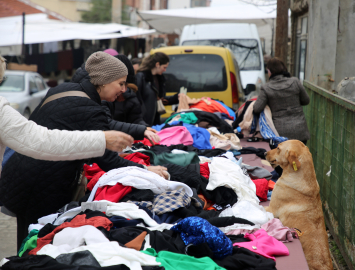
[136,70,179,126]
[102,88,149,127]
[72,64,147,139]
[0,79,144,224]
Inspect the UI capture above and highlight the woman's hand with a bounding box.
[104,131,134,152]
[147,165,169,179]
[144,129,161,145]
[146,127,158,133]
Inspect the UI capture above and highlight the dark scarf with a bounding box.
[269,71,291,80]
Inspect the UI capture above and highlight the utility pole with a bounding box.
[111,0,122,51]
[21,12,25,64]
[275,0,289,64]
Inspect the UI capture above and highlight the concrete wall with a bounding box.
[168,0,190,9]
[306,0,339,90]
[30,0,92,22]
[334,0,355,88]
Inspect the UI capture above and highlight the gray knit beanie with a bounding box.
[86,51,128,85]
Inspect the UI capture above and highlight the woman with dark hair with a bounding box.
[253,57,310,146]
[136,52,179,125]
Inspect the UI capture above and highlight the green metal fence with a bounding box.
[303,80,355,270]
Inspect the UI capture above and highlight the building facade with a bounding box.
[290,0,355,91]
[27,0,92,22]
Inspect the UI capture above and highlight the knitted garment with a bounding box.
[86,51,128,85]
[171,216,233,259]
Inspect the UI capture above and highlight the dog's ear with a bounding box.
[287,150,301,171]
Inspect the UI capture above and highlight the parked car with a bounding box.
[150,45,244,118]
[179,23,266,98]
[0,70,49,119]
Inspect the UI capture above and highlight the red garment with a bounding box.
[84,163,103,180]
[268,180,276,191]
[29,214,112,255]
[94,184,132,202]
[123,152,151,166]
[134,138,160,146]
[252,179,269,202]
[190,100,233,119]
[200,162,210,179]
[84,163,105,191]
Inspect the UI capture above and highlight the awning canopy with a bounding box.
[0,14,156,47]
[137,1,276,34]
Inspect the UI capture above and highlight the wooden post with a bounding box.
[22,12,25,63]
[275,0,289,63]
[111,0,122,50]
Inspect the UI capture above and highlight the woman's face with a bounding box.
[267,69,272,78]
[98,76,127,102]
[155,62,169,75]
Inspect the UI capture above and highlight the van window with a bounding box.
[164,54,227,93]
[182,39,261,71]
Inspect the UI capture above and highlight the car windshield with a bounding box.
[182,39,261,71]
[0,75,24,92]
[164,54,227,93]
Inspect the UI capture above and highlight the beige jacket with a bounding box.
[0,97,106,174]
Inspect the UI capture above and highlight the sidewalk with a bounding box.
[0,212,17,259]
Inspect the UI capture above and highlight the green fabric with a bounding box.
[154,152,199,166]
[165,112,198,124]
[142,248,226,270]
[126,150,199,166]
[18,230,38,257]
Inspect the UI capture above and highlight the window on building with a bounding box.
[295,16,308,81]
[191,0,209,7]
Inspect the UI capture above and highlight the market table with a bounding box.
[240,138,310,270]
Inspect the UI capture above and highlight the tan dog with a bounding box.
[265,140,333,270]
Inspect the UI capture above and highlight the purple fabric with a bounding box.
[261,218,294,242]
[157,126,193,146]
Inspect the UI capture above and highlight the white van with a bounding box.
[179,23,266,97]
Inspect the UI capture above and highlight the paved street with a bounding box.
[0,212,17,259]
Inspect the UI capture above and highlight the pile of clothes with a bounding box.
[0,101,298,270]
[233,99,288,146]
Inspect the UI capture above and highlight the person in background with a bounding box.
[0,56,132,173]
[131,58,142,74]
[253,57,310,147]
[136,52,179,126]
[0,52,168,250]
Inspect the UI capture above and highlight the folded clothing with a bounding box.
[158,126,193,146]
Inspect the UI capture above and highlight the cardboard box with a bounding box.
[7,63,37,72]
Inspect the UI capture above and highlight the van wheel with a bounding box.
[23,108,31,119]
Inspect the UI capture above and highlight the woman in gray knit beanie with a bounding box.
[86,51,129,102]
